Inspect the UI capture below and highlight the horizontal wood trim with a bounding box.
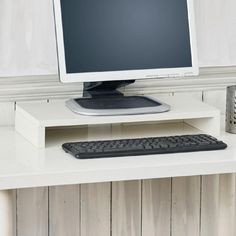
[0,66,236,101]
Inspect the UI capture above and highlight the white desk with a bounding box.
[0,122,235,235]
[1,122,234,190]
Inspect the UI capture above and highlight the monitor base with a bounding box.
[66,80,170,116]
[66,96,170,116]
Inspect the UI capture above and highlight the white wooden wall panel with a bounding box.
[13,175,236,236]
[1,0,236,77]
[142,179,171,236]
[0,102,15,126]
[201,175,236,236]
[201,175,220,236]
[12,190,16,236]
[81,183,111,236]
[49,185,80,236]
[172,176,200,236]
[112,181,141,236]
[218,174,236,236]
[194,0,236,67]
[17,187,48,236]
[0,0,57,77]
[0,190,16,236]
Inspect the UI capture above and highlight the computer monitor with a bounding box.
[53,0,199,116]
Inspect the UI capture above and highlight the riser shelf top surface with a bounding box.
[16,96,220,127]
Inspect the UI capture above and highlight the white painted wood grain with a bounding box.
[201,175,220,236]
[218,174,236,236]
[17,187,48,236]
[49,185,80,236]
[0,102,15,126]
[81,183,111,236]
[112,180,141,236]
[200,175,236,236]
[1,0,236,77]
[194,0,236,66]
[0,190,15,236]
[12,190,16,236]
[0,0,57,77]
[172,176,200,236]
[142,179,171,236]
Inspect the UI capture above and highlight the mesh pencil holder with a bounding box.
[226,86,236,133]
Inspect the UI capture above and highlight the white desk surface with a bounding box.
[0,122,235,190]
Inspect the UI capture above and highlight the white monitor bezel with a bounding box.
[53,0,199,83]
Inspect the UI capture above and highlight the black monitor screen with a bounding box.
[60,0,192,73]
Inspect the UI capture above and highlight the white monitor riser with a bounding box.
[15,95,221,148]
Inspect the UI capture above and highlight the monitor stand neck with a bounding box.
[83,80,135,98]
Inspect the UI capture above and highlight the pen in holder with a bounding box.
[226,86,236,133]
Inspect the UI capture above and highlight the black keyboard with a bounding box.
[62,134,227,159]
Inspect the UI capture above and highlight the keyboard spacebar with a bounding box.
[103,146,144,152]
[79,147,161,159]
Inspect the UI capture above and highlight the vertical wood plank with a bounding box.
[0,102,15,126]
[218,174,236,236]
[81,183,110,236]
[172,176,200,236]
[17,187,48,236]
[12,190,17,236]
[201,174,236,236]
[194,0,236,66]
[112,180,141,236]
[142,179,171,236]
[201,175,220,236]
[0,190,15,236]
[49,185,80,236]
